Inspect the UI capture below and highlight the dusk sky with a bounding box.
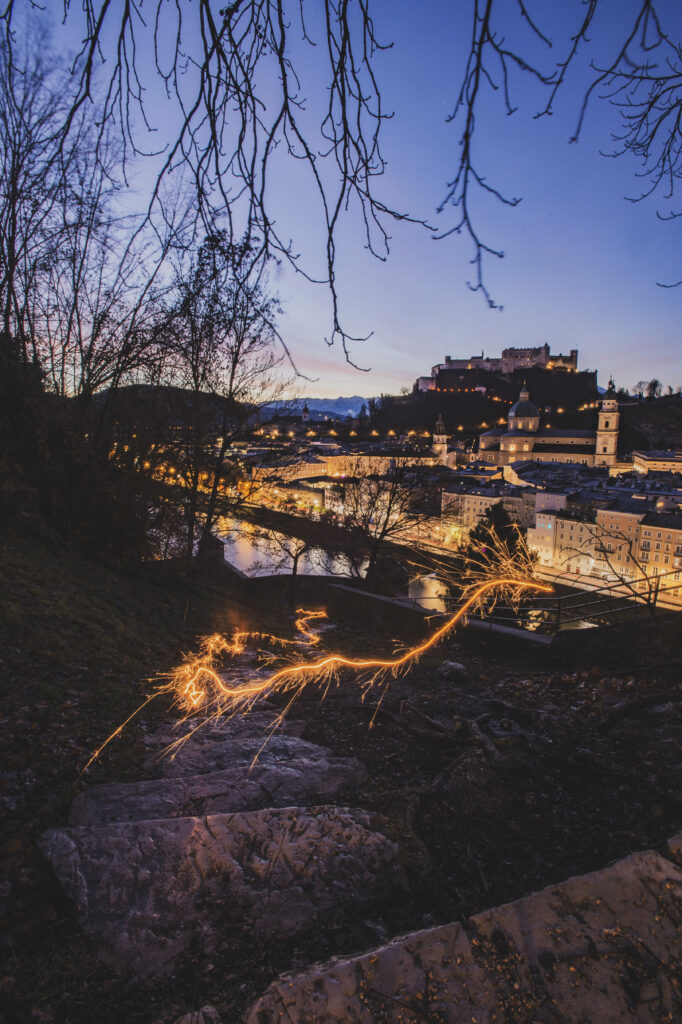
[267,0,682,398]
[55,1,682,398]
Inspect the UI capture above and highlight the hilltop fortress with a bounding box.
[416,343,578,391]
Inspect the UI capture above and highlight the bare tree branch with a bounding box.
[441,0,682,301]
[2,1,430,359]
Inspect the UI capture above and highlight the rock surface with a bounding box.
[147,721,333,779]
[666,830,682,866]
[174,1007,223,1024]
[40,806,399,979]
[246,921,497,1024]
[436,660,466,679]
[247,845,682,1023]
[471,848,682,1024]
[69,756,365,826]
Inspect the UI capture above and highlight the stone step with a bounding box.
[69,755,366,826]
[469,845,682,1024]
[246,838,682,1023]
[246,921,497,1024]
[141,710,303,753]
[39,806,400,980]
[145,717,332,779]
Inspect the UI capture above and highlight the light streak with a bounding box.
[85,542,551,771]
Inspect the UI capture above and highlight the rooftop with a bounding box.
[634,450,682,462]
[640,511,682,530]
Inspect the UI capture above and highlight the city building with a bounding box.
[476,384,620,468]
[632,450,682,474]
[442,482,567,537]
[636,512,682,580]
[527,505,682,603]
[432,414,449,463]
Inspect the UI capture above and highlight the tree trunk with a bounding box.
[199,409,231,550]
[185,466,200,561]
[289,550,301,607]
[364,544,381,586]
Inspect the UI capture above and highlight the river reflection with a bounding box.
[217,517,362,578]
[407,575,451,613]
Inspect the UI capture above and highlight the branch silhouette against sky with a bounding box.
[2,1,680,389]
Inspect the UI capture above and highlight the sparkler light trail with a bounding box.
[412,522,544,615]
[85,536,552,771]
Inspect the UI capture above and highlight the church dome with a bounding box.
[509,399,539,418]
[509,383,538,420]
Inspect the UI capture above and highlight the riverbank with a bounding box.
[228,502,351,546]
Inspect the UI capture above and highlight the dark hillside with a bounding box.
[0,524,269,1021]
[2,532,681,1023]
[618,395,682,453]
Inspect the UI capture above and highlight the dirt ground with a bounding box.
[2,586,681,1023]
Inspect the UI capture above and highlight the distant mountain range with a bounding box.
[263,396,375,420]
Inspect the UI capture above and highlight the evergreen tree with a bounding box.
[464,502,522,571]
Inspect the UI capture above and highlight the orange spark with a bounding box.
[176,577,550,714]
[85,565,551,771]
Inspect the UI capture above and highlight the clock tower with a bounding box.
[595,391,619,467]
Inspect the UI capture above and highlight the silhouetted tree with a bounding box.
[335,458,437,582]
[159,233,286,558]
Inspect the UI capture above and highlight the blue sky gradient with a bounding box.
[270,1,682,396]
[53,1,682,397]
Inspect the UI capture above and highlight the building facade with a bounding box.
[432,414,450,463]
[632,450,682,474]
[442,483,567,538]
[476,385,619,468]
[527,508,682,602]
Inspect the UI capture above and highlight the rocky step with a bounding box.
[39,806,400,980]
[144,718,332,779]
[141,710,305,752]
[69,755,366,826]
[246,839,682,1023]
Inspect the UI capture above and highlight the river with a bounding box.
[218,516,456,615]
[216,517,362,578]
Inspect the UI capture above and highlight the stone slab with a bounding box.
[470,849,682,1023]
[40,806,399,979]
[146,721,331,779]
[69,756,366,826]
[142,710,301,752]
[246,921,497,1024]
[246,849,682,1023]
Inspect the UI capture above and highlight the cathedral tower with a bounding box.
[595,393,619,467]
[432,414,449,463]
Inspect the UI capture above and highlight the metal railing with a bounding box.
[408,566,682,637]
